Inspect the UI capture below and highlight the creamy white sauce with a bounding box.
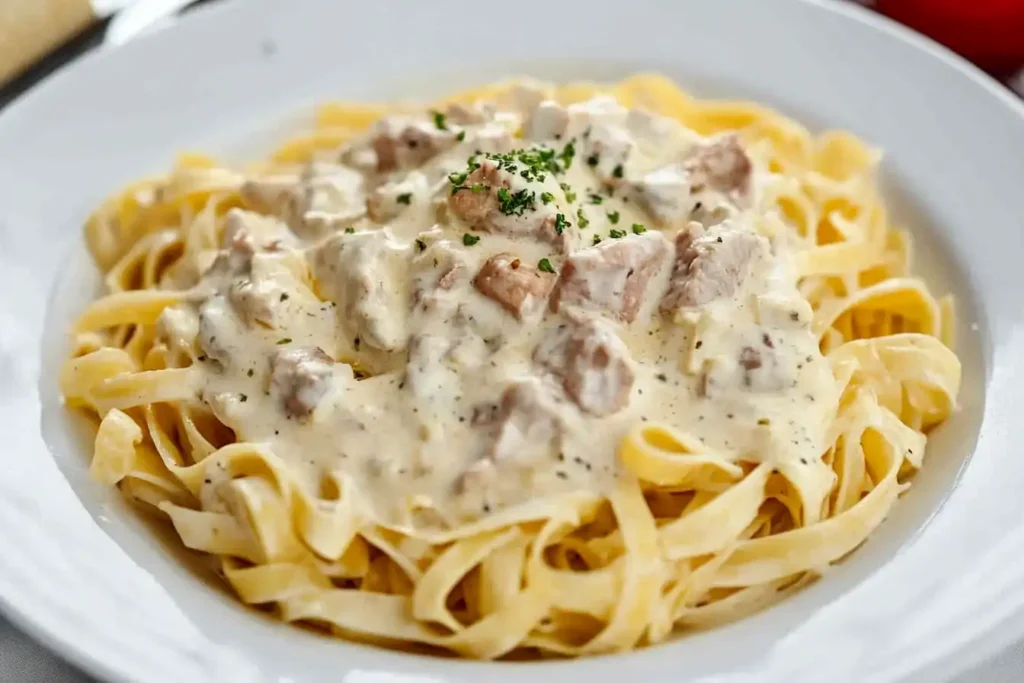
[157,90,838,529]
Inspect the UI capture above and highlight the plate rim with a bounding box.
[1,1,1023,682]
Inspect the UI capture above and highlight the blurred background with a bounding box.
[0,0,1022,681]
[1,0,1023,107]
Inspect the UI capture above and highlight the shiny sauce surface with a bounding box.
[157,88,838,529]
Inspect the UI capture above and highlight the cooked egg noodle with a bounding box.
[63,76,960,658]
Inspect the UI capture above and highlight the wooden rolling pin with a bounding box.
[0,0,96,86]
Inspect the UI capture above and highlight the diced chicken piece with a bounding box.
[560,97,634,184]
[684,134,753,202]
[366,171,430,223]
[456,457,498,495]
[495,81,549,114]
[221,209,295,251]
[412,237,470,305]
[196,298,234,368]
[625,108,679,147]
[700,341,789,398]
[491,379,567,461]
[534,316,635,416]
[205,224,256,278]
[228,276,281,328]
[471,125,515,155]
[311,229,410,351]
[634,163,694,226]
[447,162,504,228]
[371,117,459,173]
[456,378,568,506]
[404,334,452,399]
[473,253,556,320]
[444,101,495,126]
[404,327,489,414]
[585,120,634,184]
[269,346,337,419]
[551,231,671,323]
[661,223,768,310]
[447,162,564,250]
[524,101,570,141]
[738,342,789,392]
[241,163,366,235]
[469,378,566,462]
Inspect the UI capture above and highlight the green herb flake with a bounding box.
[612,164,624,179]
[463,233,481,246]
[577,207,590,228]
[559,182,577,203]
[541,191,555,205]
[456,130,466,142]
[470,183,487,194]
[559,140,576,170]
[632,223,647,234]
[592,234,602,245]
[538,258,556,274]
[276,338,292,345]
[586,154,600,167]
[344,227,355,234]
[554,213,570,235]
[588,193,604,205]
[448,171,468,186]
[609,229,626,239]
[607,210,621,224]
[397,193,412,205]
[432,110,448,131]
[497,187,536,216]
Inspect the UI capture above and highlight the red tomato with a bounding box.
[876,0,1024,76]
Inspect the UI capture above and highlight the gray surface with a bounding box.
[0,4,1021,683]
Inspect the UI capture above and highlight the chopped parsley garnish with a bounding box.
[496,187,536,216]
[554,213,570,235]
[397,193,412,205]
[559,182,576,203]
[456,130,466,142]
[586,153,600,167]
[559,140,576,170]
[588,193,604,205]
[607,210,620,224]
[483,146,567,183]
[632,223,647,234]
[609,229,626,239]
[432,110,448,130]
[540,191,555,205]
[612,164,624,179]
[415,238,427,252]
[538,258,556,274]
[463,233,481,246]
[577,207,590,228]
[592,234,602,245]
[447,171,469,194]
[276,338,292,345]
[344,227,355,234]
[470,183,487,194]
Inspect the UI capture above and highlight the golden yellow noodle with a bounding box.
[63,75,960,658]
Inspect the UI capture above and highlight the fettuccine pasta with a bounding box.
[63,75,960,658]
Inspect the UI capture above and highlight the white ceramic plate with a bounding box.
[1,1,1023,681]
